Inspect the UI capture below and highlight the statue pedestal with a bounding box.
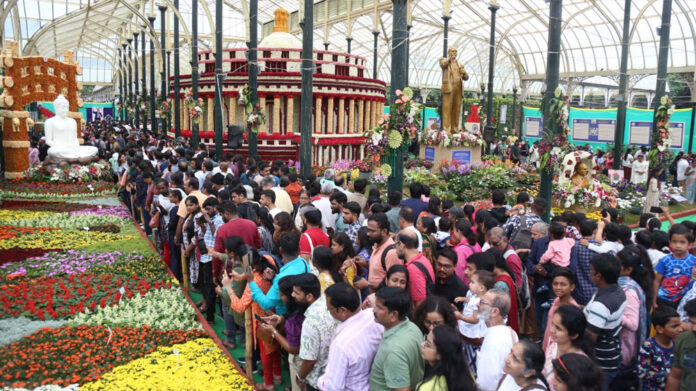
[44,155,100,166]
[420,144,482,165]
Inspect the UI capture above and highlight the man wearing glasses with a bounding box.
[433,247,469,310]
[476,289,519,391]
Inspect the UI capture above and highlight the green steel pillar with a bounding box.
[300,0,314,179]
[346,37,352,54]
[511,86,518,135]
[141,27,146,103]
[247,0,259,158]
[159,6,167,134]
[122,45,128,122]
[134,33,140,129]
[214,0,223,160]
[191,0,199,147]
[652,0,672,122]
[117,47,122,120]
[539,0,563,222]
[388,0,408,194]
[149,15,157,135]
[484,3,499,142]
[689,99,696,153]
[173,0,180,138]
[127,39,133,124]
[614,0,632,169]
[372,31,379,79]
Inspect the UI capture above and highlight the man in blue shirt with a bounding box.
[400,182,427,218]
[571,219,600,306]
[249,232,310,315]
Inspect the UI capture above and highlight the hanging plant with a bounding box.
[137,96,149,117]
[238,84,266,133]
[157,92,170,121]
[537,87,571,173]
[648,96,674,176]
[184,90,204,125]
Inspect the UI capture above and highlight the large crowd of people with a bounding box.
[43,120,696,391]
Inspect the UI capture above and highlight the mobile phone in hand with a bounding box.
[650,206,663,213]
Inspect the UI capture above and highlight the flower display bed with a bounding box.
[0,191,252,390]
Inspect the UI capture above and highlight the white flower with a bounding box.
[372,133,382,146]
[595,198,601,207]
[564,200,571,208]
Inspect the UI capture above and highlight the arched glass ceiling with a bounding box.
[2,0,695,92]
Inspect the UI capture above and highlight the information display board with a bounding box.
[628,121,652,146]
[525,117,542,138]
[571,119,616,142]
[670,122,685,149]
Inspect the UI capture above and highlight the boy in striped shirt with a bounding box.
[584,253,626,391]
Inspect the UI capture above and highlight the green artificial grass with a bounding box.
[79,221,157,255]
[188,290,291,390]
[623,202,696,226]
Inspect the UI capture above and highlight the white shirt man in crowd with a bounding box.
[476,288,519,391]
[317,283,383,391]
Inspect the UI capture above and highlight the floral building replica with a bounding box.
[170,8,387,163]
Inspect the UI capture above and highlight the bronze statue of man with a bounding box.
[440,47,469,133]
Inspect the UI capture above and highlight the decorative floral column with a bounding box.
[338,97,345,134]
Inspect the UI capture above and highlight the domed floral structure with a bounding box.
[170,8,387,163]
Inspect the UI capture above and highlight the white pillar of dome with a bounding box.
[228,95,236,125]
[273,95,281,134]
[327,97,334,134]
[208,97,215,131]
[287,95,295,134]
[348,99,355,134]
[259,95,267,133]
[364,99,372,131]
[338,97,345,134]
[357,100,364,133]
[315,96,323,134]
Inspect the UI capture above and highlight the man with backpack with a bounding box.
[503,197,547,242]
[397,229,435,308]
[366,213,403,292]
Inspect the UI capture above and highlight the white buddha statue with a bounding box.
[45,95,98,160]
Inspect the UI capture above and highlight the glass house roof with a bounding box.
[2,0,694,93]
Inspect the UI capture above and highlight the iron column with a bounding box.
[652,0,673,129]
[372,31,379,79]
[346,37,352,54]
[159,5,167,134]
[173,0,180,138]
[614,0,632,169]
[299,0,314,179]
[191,0,199,147]
[214,0,223,160]
[134,33,139,129]
[388,0,408,193]
[127,39,133,124]
[539,0,563,221]
[511,86,518,135]
[248,0,259,158]
[484,3,499,143]
[141,26,146,103]
[149,15,157,135]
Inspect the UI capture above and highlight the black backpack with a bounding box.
[510,215,533,250]
[380,244,396,272]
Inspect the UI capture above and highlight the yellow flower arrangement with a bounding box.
[80,338,253,391]
[0,209,56,222]
[551,208,602,221]
[0,229,137,250]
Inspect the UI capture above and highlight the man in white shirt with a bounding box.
[313,182,336,234]
[677,152,690,187]
[260,189,282,218]
[317,283,383,391]
[261,176,293,215]
[476,289,518,391]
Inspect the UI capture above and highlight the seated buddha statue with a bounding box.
[44,94,98,160]
[570,161,590,188]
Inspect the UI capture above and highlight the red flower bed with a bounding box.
[0,248,60,268]
[3,181,117,195]
[0,226,57,241]
[0,200,94,212]
[0,272,172,320]
[0,325,206,388]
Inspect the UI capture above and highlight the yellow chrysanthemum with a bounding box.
[402,87,414,99]
[380,164,393,178]
[387,130,403,149]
